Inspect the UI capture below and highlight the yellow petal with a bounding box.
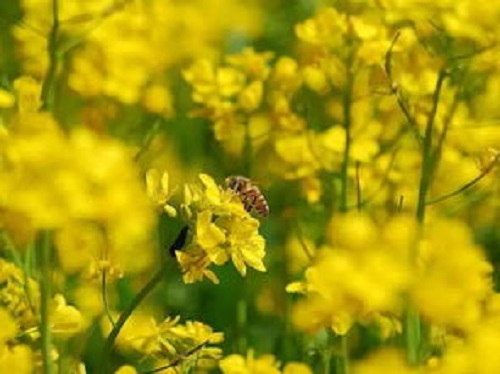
[196,211,225,249]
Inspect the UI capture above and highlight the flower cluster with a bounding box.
[177,174,266,283]
[0,78,155,277]
[114,315,223,372]
[288,214,413,335]
[220,350,312,374]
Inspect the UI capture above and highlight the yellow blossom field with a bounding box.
[1,0,500,373]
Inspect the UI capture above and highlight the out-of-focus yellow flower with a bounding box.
[290,214,413,335]
[115,366,137,374]
[295,7,346,47]
[226,48,274,81]
[0,308,17,345]
[302,65,329,95]
[178,174,266,283]
[13,76,41,113]
[15,0,264,107]
[0,114,155,275]
[274,134,320,179]
[283,362,313,374]
[55,222,104,274]
[411,219,493,331]
[0,89,15,108]
[141,84,174,117]
[146,169,177,217]
[0,304,33,373]
[353,349,417,374]
[0,344,33,374]
[73,283,103,326]
[114,314,222,371]
[51,294,83,338]
[239,81,264,112]
[0,258,39,330]
[271,57,302,94]
[220,350,281,374]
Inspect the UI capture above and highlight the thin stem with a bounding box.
[415,69,447,224]
[236,291,248,354]
[99,263,167,373]
[335,334,350,374]
[339,19,354,213]
[142,341,207,374]
[355,161,362,212]
[134,119,161,162]
[40,231,53,374]
[426,152,500,205]
[242,122,252,176]
[385,31,423,146]
[99,227,187,373]
[40,0,60,111]
[101,271,116,327]
[406,69,447,366]
[323,338,332,374]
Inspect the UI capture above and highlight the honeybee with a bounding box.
[225,176,269,217]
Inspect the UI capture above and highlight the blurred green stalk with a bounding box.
[39,231,53,374]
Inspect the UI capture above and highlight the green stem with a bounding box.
[339,63,353,213]
[339,19,354,213]
[40,0,60,111]
[236,286,248,354]
[406,69,447,365]
[415,70,446,224]
[99,226,187,373]
[426,152,499,205]
[134,119,161,162]
[100,263,167,373]
[40,231,53,374]
[335,334,350,374]
[323,337,332,374]
[242,122,252,176]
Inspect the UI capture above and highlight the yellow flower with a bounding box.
[0,306,33,374]
[141,84,174,117]
[178,174,266,283]
[0,89,15,109]
[0,259,39,330]
[146,169,177,217]
[220,350,281,374]
[271,57,302,94]
[290,214,412,335]
[411,219,493,331]
[196,210,226,253]
[114,314,222,371]
[283,362,313,374]
[238,80,264,112]
[226,48,274,81]
[51,294,83,338]
[115,366,137,374]
[0,115,155,275]
[353,349,417,374]
[0,308,18,345]
[13,76,41,113]
[0,344,33,374]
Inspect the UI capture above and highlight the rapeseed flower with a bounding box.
[0,91,155,275]
[0,308,33,374]
[177,174,266,283]
[220,350,281,374]
[411,219,493,331]
[220,350,312,374]
[289,214,413,335]
[114,314,222,371]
